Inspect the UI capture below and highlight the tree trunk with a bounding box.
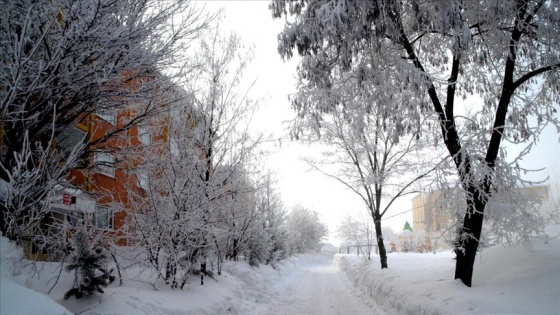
[454,185,486,287]
[200,262,206,285]
[165,260,178,288]
[232,238,238,261]
[373,215,388,269]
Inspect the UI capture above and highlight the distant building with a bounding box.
[412,185,550,238]
[412,190,453,235]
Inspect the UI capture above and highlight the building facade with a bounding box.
[411,185,550,251]
[19,73,184,259]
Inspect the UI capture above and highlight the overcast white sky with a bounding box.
[199,1,559,245]
[196,1,405,245]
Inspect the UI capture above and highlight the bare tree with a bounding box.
[251,173,290,267]
[336,213,376,259]
[118,24,269,288]
[179,24,268,281]
[286,205,328,254]
[294,73,442,268]
[271,0,559,287]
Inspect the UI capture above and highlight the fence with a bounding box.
[341,244,378,258]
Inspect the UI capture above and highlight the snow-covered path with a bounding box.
[262,252,383,315]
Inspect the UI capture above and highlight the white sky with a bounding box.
[198,1,559,246]
[194,1,424,245]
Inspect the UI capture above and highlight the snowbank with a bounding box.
[6,245,300,315]
[0,236,73,315]
[4,228,559,314]
[334,225,560,315]
[1,228,307,315]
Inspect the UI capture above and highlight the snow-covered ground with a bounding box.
[262,252,383,315]
[335,225,560,314]
[2,225,559,314]
[0,236,72,315]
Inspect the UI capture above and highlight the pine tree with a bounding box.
[246,226,270,267]
[64,229,115,299]
[403,221,413,232]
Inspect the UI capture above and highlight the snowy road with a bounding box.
[262,252,383,315]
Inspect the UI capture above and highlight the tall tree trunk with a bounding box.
[232,238,238,261]
[373,214,387,269]
[454,185,487,287]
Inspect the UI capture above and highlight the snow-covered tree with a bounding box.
[336,213,376,259]
[0,0,210,242]
[245,219,271,267]
[0,127,83,251]
[211,166,261,273]
[64,228,115,299]
[297,84,440,268]
[121,136,212,289]
[183,25,267,277]
[286,205,328,254]
[271,0,559,287]
[540,172,560,226]
[250,174,290,267]
[119,24,268,288]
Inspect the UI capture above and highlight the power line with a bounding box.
[381,204,424,221]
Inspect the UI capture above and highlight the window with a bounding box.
[94,152,116,177]
[56,127,86,152]
[56,127,88,167]
[67,212,85,227]
[96,106,117,125]
[95,206,114,230]
[138,126,151,145]
[137,171,149,190]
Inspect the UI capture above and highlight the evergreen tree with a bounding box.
[403,221,413,232]
[64,229,114,299]
[246,225,271,267]
[266,229,290,269]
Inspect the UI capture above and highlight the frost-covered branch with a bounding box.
[271,0,559,286]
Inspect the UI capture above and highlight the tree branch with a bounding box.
[513,63,560,90]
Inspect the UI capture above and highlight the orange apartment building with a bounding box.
[20,72,179,259]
